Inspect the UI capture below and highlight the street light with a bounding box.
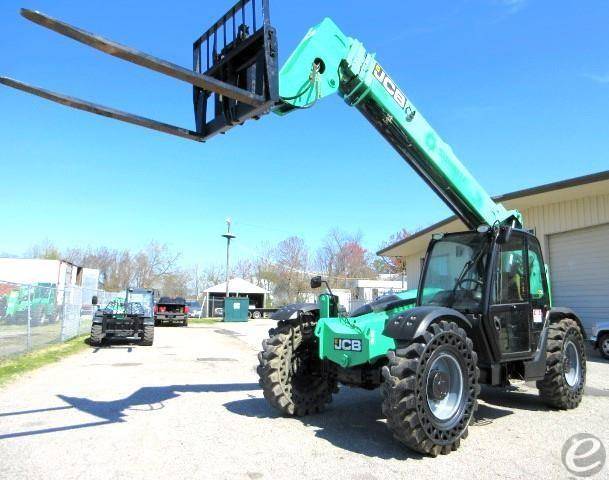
[222,218,236,303]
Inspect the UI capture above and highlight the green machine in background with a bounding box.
[1,0,587,457]
[224,298,249,323]
[1,283,58,325]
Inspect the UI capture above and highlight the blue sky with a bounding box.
[1,0,608,268]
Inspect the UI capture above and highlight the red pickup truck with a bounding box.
[154,297,189,327]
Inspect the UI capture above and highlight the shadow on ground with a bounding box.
[0,383,259,440]
[225,389,422,460]
[224,386,520,460]
[479,385,550,412]
[586,354,609,365]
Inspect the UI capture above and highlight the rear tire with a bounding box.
[257,317,337,416]
[141,325,154,346]
[90,324,103,346]
[253,310,262,320]
[537,318,586,409]
[382,321,479,457]
[598,333,609,360]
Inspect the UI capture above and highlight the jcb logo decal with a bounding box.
[334,338,362,352]
[373,64,416,121]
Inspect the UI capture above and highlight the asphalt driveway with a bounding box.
[0,320,608,480]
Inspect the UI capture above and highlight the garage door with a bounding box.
[549,223,609,334]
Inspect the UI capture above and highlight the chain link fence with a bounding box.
[0,280,119,360]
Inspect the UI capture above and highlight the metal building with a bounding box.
[378,170,609,333]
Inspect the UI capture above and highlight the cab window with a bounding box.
[493,233,527,304]
[527,237,549,307]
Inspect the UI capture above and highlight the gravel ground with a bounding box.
[0,320,608,480]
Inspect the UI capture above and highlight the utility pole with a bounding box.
[222,218,236,302]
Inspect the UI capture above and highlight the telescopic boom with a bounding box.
[275,18,521,230]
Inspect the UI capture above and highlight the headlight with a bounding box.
[289,311,299,320]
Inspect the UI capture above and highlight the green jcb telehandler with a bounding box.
[1,0,587,457]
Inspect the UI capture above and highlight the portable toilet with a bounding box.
[224,297,249,322]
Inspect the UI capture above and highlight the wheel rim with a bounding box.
[601,338,609,356]
[426,352,464,422]
[564,340,581,387]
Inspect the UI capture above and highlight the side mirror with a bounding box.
[310,276,322,289]
[91,295,98,305]
[497,226,513,244]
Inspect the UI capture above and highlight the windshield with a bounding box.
[125,291,154,316]
[420,232,490,312]
[104,297,126,314]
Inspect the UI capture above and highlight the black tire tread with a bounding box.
[537,318,586,409]
[141,325,154,346]
[257,318,337,416]
[90,324,103,346]
[381,320,479,457]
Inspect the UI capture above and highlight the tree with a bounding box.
[233,259,254,282]
[272,236,310,304]
[315,229,375,286]
[156,271,191,297]
[375,228,410,274]
[30,241,187,294]
[131,241,181,288]
[200,263,225,289]
[26,239,61,260]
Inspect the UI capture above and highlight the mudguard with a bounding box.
[271,303,318,321]
[549,307,586,335]
[383,306,472,341]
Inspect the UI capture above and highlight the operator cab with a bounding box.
[419,226,550,363]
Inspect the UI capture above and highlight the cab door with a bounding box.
[488,231,533,360]
[526,235,550,351]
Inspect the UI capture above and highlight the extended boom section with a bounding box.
[277,19,521,229]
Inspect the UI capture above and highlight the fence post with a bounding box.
[26,284,32,351]
[61,286,68,341]
[77,290,82,336]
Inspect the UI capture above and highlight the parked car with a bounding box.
[155,297,189,327]
[186,300,202,318]
[590,321,609,359]
[214,307,224,317]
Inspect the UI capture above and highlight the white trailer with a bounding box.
[0,258,100,305]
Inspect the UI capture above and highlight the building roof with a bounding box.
[378,169,609,257]
[203,278,268,295]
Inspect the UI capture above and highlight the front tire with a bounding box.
[537,318,586,409]
[382,321,479,456]
[257,317,337,416]
[141,325,154,346]
[90,324,103,346]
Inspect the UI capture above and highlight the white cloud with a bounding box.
[584,72,609,84]
[498,0,528,14]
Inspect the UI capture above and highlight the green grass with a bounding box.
[188,317,220,325]
[0,335,90,387]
